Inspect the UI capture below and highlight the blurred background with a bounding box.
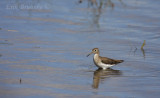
[0,0,160,97]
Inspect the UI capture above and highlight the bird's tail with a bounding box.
[118,60,124,63]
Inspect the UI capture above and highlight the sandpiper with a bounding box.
[87,48,124,70]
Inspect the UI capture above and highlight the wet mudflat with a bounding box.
[0,0,160,98]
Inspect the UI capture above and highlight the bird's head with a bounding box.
[87,48,99,57]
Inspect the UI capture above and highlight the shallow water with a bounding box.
[0,0,160,97]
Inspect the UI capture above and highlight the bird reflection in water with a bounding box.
[92,68,122,89]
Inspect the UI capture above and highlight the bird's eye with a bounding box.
[94,50,96,51]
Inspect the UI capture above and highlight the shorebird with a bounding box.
[87,48,124,70]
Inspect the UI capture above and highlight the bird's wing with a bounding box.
[100,56,123,65]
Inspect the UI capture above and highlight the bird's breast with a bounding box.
[93,54,100,65]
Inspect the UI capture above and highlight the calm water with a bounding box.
[0,0,160,98]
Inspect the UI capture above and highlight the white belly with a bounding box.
[98,62,114,70]
[93,54,114,70]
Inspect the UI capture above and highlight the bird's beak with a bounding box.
[87,52,93,57]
